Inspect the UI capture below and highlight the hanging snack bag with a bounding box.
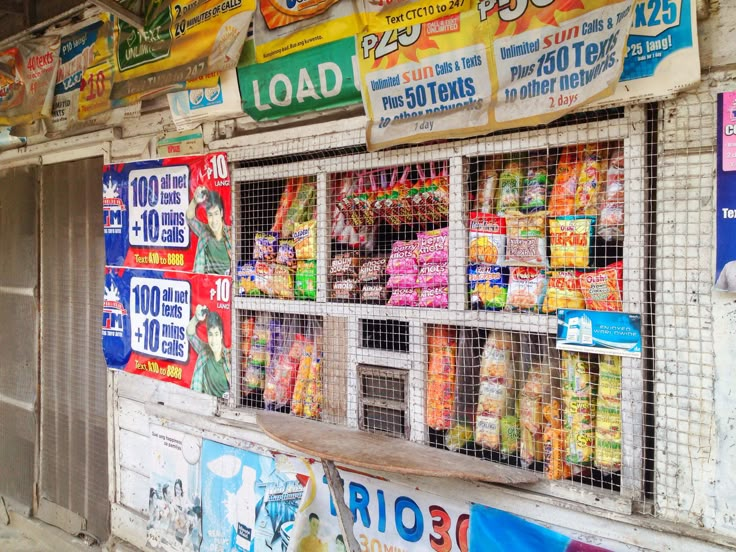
[417,263,448,288]
[332,278,360,302]
[265,333,305,409]
[303,355,323,420]
[295,260,317,301]
[560,351,592,394]
[480,331,513,380]
[245,316,271,392]
[417,227,449,265]
[254,231,279,261]
[291,342,313,417]
[387,272,418,289]
[496,158,523,214]
[359,257,388,283]
[469,264,508,310]
[505,212,547,266]
[542,271,585,313]
[271,264,294,299]
[361,283,389,303]
[543,400,572,480]
[276,239,296,267]
[468,212,506,265]
[598,148,625,242]
[475,160,497,214]
[507,266,547,311]
[238,262,261,297]
[240,317,256,367]
[388,288,419,307]
[272,178,299,233]
[522,157,548,211]
[330,254,360,279]
[418,287,448,309]
[575,144,601,215]
[386,240,418,275]
[579,261,623,312]
[549,146,581,216]
[293,220,317,260]
[563,391,595,465]
[501,415,520,456]
[254,261,275,296]
[283,178,316,237]
[426,326,456,431]
[520,372,545,466]
[549,216,595,268]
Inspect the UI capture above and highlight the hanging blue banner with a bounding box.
[556,309,642,357]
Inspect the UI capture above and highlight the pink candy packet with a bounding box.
[386,240,418,274]
[419,287,449,308]
[416,263,448,288]
[388,288,419,306]
[387,273,418,289]
[418,227,449,265]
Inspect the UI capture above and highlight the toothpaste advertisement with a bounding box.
[357,0,633,150]
[103,153,232,275]
[200,442,309,552]
[253,0,361,62]
[716,91,736,292]
[102,268,233,397]
[238,37,361,121]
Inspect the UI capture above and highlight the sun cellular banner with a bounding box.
[358,0,634,150]
[103,153,232,275]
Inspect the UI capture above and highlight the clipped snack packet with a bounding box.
[283,178,316,237]
[468,212,506,265]
[271,264,294,299]
[507,266,547,311]
[238,262,261,297]
[496,158,523,215]
[475,414,501,450]
[475,160,497,214]
[426,326,456,430]
[542,270,585,313]
[549,146,580,216]
[388,288,419,307]
[330,254,360,279]
[293,219,317,260]
[254,231,279,261]
[549,216,595,268]
[575,144,601,216]
[272,178,299,233]
[501,415,520,456]
[579,261,623,311]
[295,260,317,300]
[361,283,389,303]
[276,239,296,267]
[386,240,418,275]
[417,227,449,265]
[254,261,274,296]
[387,272,418,289]
[417,263,448,288]
[418,287,448,309]
[598,148,625,242]
[505,212,547,266]
[469,264,507,310]
[359,257,388,283]
[560,351,592,393]
[446,423,474,452]
[522,157,548,211]
[332,278,360,302]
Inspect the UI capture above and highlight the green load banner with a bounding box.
[237,37,362,121]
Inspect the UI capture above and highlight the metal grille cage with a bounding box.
[228,95,716,519]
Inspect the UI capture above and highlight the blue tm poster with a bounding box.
[716,91,736,291]
[200,441,308,552]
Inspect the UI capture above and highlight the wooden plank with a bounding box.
[116,370,217,415]
[119,429,150,477]
[111,503,149,551]
[257,411,539,484]
[119,467,150,516]
[117,397,149,435]
[322,316,348,425]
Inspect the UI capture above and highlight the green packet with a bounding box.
[295,260,316,301]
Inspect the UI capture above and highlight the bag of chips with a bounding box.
[418,287,448,309]
[254,261,274,296]
[386,240,418,275]
[496,158,523,215]
[295,260,316,301]
[505,212,547,266]
[254,231,279,261]
[542,271,585,313]
[543,400,572,480]
[468,212,506,265]
[238,262,261,297]
[330,254,360,279]
[549,146,580,216]
[426,326,456,430]
[598,148,625,242]
[271,264,294,299]
[417,227,449,265]
[469,264,508,310]
[474,160,497,214]
[283,178,316,237]
[388,288,419,307]
[417,263,448,288]
[549,216,595,268]
[579,261,623,311]
[387,272,418,289]
[293,220,317,260]
[506,266,547,311]
[522,157,548,212]
[575,144,601,216]
[276,239,296,267]
[361,283,389,303]
[272,178,299,234]
[359,257,388,283]
[332,278,360,302]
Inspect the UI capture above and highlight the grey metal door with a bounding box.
[39,158,109,541]
[0,165,40,515]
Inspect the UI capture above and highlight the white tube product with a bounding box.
[236,466,257,550]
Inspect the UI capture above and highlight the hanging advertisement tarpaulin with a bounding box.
[102,268,233,396]
[360,0,472,32]
[238,37,361,121]
[168,69,243,131]
[254,0,361,62]
[358,0,634,151]
[0,36,60,128]
[609,0,699,103]
[715,91,736,292]
[111,0,255,102]
[103,153,233,274]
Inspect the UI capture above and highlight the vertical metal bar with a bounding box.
[448,154,466,312]
[346,317,360,429]
[316,171,329,304]
[408,319,426,444]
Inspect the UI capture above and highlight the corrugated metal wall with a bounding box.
[40,158,109,541]
[0,166,39,513]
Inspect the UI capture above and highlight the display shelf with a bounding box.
[257,410,540,484]
[234,296,558,333]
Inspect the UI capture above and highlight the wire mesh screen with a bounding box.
[230,96,718,518]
